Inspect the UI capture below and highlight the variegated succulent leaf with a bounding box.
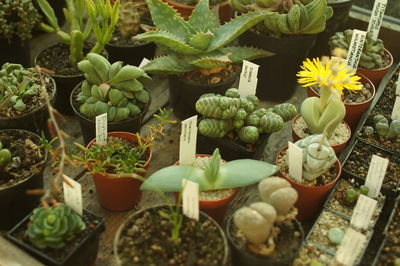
[259,112,284,133]
[195,95,239,119]
[238,126,259,143]
[272,103,297,122]
[198,118,232,138]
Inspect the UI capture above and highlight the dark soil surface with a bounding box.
[116,206,226,265]
[182,64,240,85]
[108,28,149,47]
[0,130,46,188]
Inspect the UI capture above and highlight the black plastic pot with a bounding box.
[196,132,270,161]
[0,38,31,67]
[70,82,150,145]
[6,208,105,266]
[168,72,239,120]
[226,216,304,266]
[0,129,47,230]
[239,31,317,102]
[105,41,156,66]
[0,73,56,135]
[308,0,353,58]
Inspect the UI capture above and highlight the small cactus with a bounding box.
[198,118,232,138]
[195,95,240,119]
[0,142,11,169]
[117,0,148,39]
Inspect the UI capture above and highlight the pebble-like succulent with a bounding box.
[344,185,369,203]
[77,53,151,121]
[371,114,400,138]
[0,142,11,169]
[26,204,86,249]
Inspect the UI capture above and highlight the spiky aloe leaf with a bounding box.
[220,46,275,63]
[134,30,204,55]
[188,0,218,32]
[189,54,231,68]
[141,55,195,74]
[207,11,270,52]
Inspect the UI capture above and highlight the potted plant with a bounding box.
[275,134,342,221]
[0,63,56,134]
[105,0,156,66]
[70,53,151,145]
[227,177,303,265]
[195,88,297,160]
[141,148,280,224]
[329,29,394,86]
[293,57,363,154]
[35,0,119,114]
[134,0,274,119]
[0,0,41,66]
[114,204,230,265]
[0,129,47,229]
[6,203,105,266]
[230,0,333,101]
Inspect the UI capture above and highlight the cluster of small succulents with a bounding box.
[195,88,297,144]
[117,0,148,39]
[0,141,11,169]
[344,185,369,204]
[77,53,151,121]
[363,114,400,138]
[0,0,41,42]
[329,29,387,70]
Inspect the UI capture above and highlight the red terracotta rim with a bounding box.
[275,145,342,189]
[163,0,229,10]
[357,48,393,73]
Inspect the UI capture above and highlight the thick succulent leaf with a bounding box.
[141,55,195,74]
[188,0,213,32]
[146,0,194,40]
[220,46,275,63]
[135,30,204,55]
[207,11,270,52]
[213,160,279,189]
[189,54,231,68]
[301,0,328,33]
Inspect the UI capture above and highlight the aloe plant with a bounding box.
[141,148,279,191]
[134,0,273,74]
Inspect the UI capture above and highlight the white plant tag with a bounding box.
[367,0,387,40]
[396,74,400,96]
[336,228,367,266]
[62,175,83,216]
[365,155,389,198]
[182,179,199,220]
[139,58,150,68]
[345,30,367,70]
[288,141,303,183]
[238,60,259,98]
[179,115,197,165]
[350,194,378,230]
[95,113,107,144]
[391,96,400,120]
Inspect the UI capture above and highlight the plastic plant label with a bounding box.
[95,113,107,144]
[179,115,197,165]
[350,194,378,230]
[182,179,199,221]
[238,60,259,98]
[365,155,389,198]
[336,228,366,266]
[345,30,367,70]
[396,74,400,96]
[288,141,303,183]
[62,175,83,216]
[391,96,400,120]
[367,0,387,40]
[139,58,150,68]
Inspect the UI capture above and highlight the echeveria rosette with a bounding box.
[140,148,279,191]
[297,57,362,137]
[134,0,274,74]
[26,204,86,249]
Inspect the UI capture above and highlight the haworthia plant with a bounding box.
[134,0,274,74]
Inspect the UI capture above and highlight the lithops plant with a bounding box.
[329,29,387,70]
[117,0,148,39]
[229,0,332,36]
[370,115,400,138]
[344,185,369,204]
[0,142,11,169]
[77,53,151,121]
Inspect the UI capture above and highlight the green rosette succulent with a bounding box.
[26,204,86,249]
[77,53,151,122]
[0,142,11,169]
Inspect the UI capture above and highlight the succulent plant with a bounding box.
[0,0,41,42]
[329,29,386,70]
[26,204,86,249]
[37,0,120,66]
[369,115,400,138]
[0,142,11,169]
[344,185,369,203]
[141,148,279,191]
[229,0,332,37]
[289,134,337,181]
[77,53,151,121]
[134,0,273,75]
[117,0,148,39]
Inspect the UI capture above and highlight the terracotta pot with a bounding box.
[87,132,152,211]
[276,146,342,221]
[356,48,393,87]
[307,72,376,129]
[291,114,351,155]
[163,0,232,23]
[174,154,235,224]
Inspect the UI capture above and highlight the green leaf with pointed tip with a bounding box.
[189,54,231,68]
[188,0,215,32]
[188,31,214,50]
[135,30,204,55]
[141,55,195,74]
[220,46,274,63]
[204,149,221,184]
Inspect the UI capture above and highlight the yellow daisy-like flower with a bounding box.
[297,57,362,95]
